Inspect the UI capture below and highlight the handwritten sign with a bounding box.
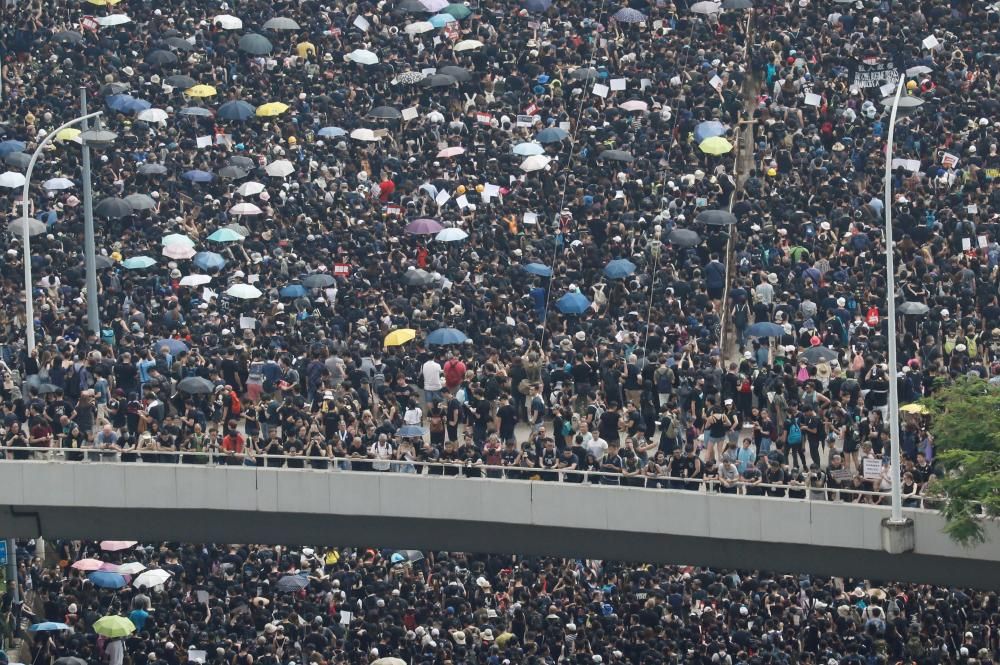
[333,264,350,277]
[862,458,882,480]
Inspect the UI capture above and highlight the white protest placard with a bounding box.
[435,190,450,207]
[516,114,538,127]
[188,651,207,664]
[484,184,500,198]
[922,34,940,50]
[968,204,978,214]
[401,106,419,121]
[941,152,959,169]
[879,82,897,98]
[340,611,352,626]
[804,93,822,107]
[559,121,571,131]
[239,316,256,330]
[891,158,921,172]
[862,458,882,480]
[962,238,972,251]
[196,136,212,148]
[353,15,370,31]
[610,78,627,91]
[641,78,652,90]
[456,194,469,208]
[523,211,538,225]
[979,235,989,248]
[421,67,437,76]
[592,83,609,98]
[709,75,723,92]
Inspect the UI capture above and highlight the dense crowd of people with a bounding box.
[1,542,997,665]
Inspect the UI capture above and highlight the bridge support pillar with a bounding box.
[881,518,915,554]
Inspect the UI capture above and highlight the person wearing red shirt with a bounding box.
[378,178,395,202]
[221,420,248,465]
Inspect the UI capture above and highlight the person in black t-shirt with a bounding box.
[601,441,623,485]
[598,402,622,446]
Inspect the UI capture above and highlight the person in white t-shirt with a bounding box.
[585,434,608,463]
[421,355,444,408]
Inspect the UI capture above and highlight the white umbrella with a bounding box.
[162,233,195,247]
[162,244,196,260]
[226,283,263,299]
[619,100,649,112]
[520,155,551,172]
[180,274,212,286]
[453,39,484,52]
[435,228,468,242]
[690,0,722,13]
[236,181,265,196]
[419,0,449,9]
[0,172,26,188]
[229,202,263,215]
[96,14,131,26]
[116,562,146,575]
[43,177,75,190]
[213,14,243,29]
[133,569,171,588]
[345,49,379,65]
[137,108,169,123]
[350,128,381,142]
[404,21,434,34]
[264,160,294,177]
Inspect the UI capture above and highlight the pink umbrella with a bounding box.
[163,244,196,260]
[98,562,121,572]
[436,146,465,158]
[405,218,444,235]
[100,540,138,552]
[71,558,105,571]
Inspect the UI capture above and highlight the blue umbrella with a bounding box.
[0,140,26,157]
[745,322,785,337]
[106,94,136,112]
[280,285,306,298]
[604,258,637,279]
[522,263,553,277]
[179,107,214,117]
[397,425,427,437]
[556,292,591,315]
[182,169,215,183]
[535,127,569,143]
[426,327,468,345]
[156,338,189,354]
[122,256,156,270]
[193,251,226,271]
[612,7,646,22]
[29,622,70,632]
[693,120,727,144]
[429,13,457,27]
[89,572,127,589]
[217,100,256,121]
[317,126,347,137]
[523,0,553,12]
[513,142,545,156]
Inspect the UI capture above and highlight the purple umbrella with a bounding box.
[405,218,444,235]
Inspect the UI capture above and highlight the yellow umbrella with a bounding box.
[699,136,733,155]
[256,102,289,117]
[900,403,929,415]
[384,329,416,347]
[186,84,218,98]
[55,128,82,142]
[86,0,121,5]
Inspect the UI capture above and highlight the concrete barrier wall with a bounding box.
[1,461,998,588]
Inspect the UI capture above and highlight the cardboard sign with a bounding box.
[385,204,402,216]
[476,112,493,125]
[80,16,99,32]
[851,60,900,89]
[941,152,959,169]
[829,468,853,483]
[516,114,539,127]
[352,15,370,31]
[524,103,539,116]
[862,458,882,480]
[333,264,350,277]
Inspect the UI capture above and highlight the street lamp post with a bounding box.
[882,76,923,525]
[20,111,103,354]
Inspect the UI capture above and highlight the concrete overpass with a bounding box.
[1,460,998,588]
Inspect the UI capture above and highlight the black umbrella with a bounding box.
[100,82,131,96]
[302,273,335,288]
[439,65,473,82]
[898,301,930,316]
[4,152,31,169]
[177,376,215,395]
[368,106,403,120]
[94,197,133,219]
[217,101,256,121]
[165,75,197,89]
[721,0,752,8]
[668,229,700,247]
[93,255,115,269]
[695,209,738,226]
[569,67,599,81]
[163,36,195,51]
[239,33,273,55]
[402,269,435,286]
[218,165,249,180]
[262,17,301,31]
[275,574,310,593]
[55,657,87,665]
[396,0,429,12]
[598,149,633,162]
[138,163,168,175]
[421,74,458,88]
[799,346,839,365]
[145,49,179,66]
[36,383,60,395]
[53,30,84,45]
[228,155,256,170]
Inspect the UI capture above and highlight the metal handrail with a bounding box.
[0,445,928,507]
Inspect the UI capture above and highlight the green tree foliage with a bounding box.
[921,377,1000,545]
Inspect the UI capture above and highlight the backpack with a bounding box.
[787,418,803,445]
[866,306,880,327]
[64,365,81,399]
[230,393,242,416]
[656,367,673,393]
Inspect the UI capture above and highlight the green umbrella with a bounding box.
[444,2,472,18]
[93,616,136,638]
